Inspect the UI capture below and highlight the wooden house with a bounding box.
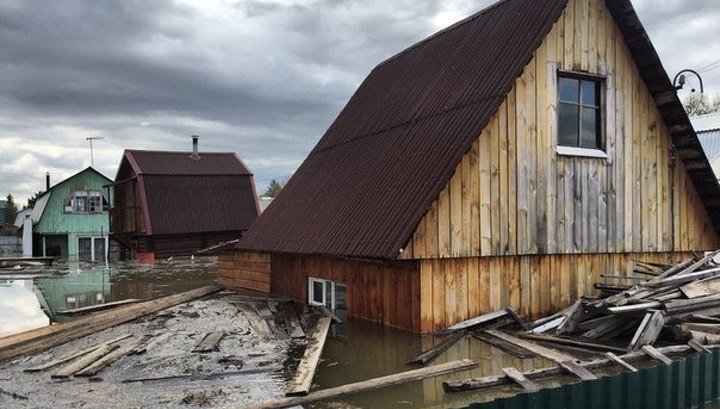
[219,0,720,333]
[111,139,260,260]
[28,167,113,262]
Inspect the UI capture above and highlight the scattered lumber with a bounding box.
[52,344,119,378]
[555,300,585,335]
[517,333,625,354]
[443,344,698,393]
[559,360,597,380]
[75,337,144,377]
[406,331,467,366]
[502,367,539,392]
[641,345,672,365]
[56,299,143,315]
[628,310,664,350]
[0,284,222,363]
[238,303,273,337]
[24,333,132,372]
[472,331,537,358]
[444,309,517,333]
[484,330,577,363]
[247,359,478,409]
[286,317,332,396]
[193,331,225,353]
[605,352,638,372]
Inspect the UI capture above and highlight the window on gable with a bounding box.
[558,74,603,151]
[66,191,107,213]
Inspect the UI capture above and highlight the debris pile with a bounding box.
[531,250,720,350]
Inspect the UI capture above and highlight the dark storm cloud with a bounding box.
[1,0,719,204]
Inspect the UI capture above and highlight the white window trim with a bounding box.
[77,235,108,263]
[308,277,328,307]
[556,146,608,159]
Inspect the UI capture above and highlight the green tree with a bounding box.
[5,194,18,224]
[683,93,720,117]
[263,179,284,198]
[26,190,43,209]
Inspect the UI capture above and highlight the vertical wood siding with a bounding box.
[218,251,271,293]
[269,255,421,332]
[418,252,695,333]
[400,0,719,260]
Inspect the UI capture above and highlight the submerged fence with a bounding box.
[465,351,720,409]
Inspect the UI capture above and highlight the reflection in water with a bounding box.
[0,280,50,336]
[0,257,217,336]
[315,317,554,409]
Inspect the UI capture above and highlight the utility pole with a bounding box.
[86,136,105,167]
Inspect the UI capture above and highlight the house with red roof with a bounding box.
[111,137,260,260]
[220,0,720,333]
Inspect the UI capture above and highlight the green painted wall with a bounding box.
[35,168,113,260]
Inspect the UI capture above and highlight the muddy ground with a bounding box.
[0,294,301,408]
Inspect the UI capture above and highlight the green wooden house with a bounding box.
[29,167,113,261]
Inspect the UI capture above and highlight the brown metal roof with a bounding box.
[239,0,720,260]
[238,0,569,259]
[116,150,259,236]
[125,150,251,176]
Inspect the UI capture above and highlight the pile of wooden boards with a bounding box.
[531,250,720,350]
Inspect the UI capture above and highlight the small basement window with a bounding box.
[557,73,605,156]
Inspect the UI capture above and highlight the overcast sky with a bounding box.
[1,0,719,206]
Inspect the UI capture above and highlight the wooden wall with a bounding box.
[418,251,694,333]
[270,255,421,332]
[218,251,271,293]
[400,0,719,260]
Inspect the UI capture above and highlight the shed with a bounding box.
[221,0,720,333]
[111,141,260,260]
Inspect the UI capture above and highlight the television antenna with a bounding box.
[86,136,105,167]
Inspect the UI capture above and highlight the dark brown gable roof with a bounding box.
[119,149,258,235]
[239,0,720,260]
[238,0,569,259]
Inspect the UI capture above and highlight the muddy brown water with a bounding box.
[1,258,561,408]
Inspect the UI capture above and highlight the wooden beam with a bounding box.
[56,299,142,315]
[518,333,626,353]
[51,344,118,378]
[472,331,537,358]
[406,331,466,366]
[605,352,638,372]
[248,359,478,409]
[502,367,539,392]
[560,361,597,381]
[641,345,672,365]
[23,334,132,372]
[0,285,222,363]
[286,317,332,397]
[192,331,225,353]
[484,330,577,363]
[75,337,144,377]
[688,340,711,353]
[443,309,509,332]
[628,310,664,350]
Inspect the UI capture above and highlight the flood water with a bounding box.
[0,257,216,337]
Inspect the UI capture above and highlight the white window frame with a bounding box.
[77,236,108,263]
[308,277,341,309]
[66,190,106,213]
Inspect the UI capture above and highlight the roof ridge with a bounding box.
[375,0,513,69]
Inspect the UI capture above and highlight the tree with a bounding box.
[26,190,43,209]
[263,179,284,198]
[5,194,18,224]
[682,93,720,117]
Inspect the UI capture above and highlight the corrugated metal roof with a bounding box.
[116,150,259,236]
[239,0,720,260]
[698,129,720,163]
[125,150,251,176]
[238,0,568,259]
[143,175,258,235]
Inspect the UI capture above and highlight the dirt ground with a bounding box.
[0,294,301,408]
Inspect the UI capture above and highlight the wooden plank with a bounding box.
[518,333,626,354]
[52,344,118,378]
[287,317,332,396]
[680,277,720,299]
[560,360,597,381]
[406,331,466,366]
[556,299,584,335]
[641,345,672,365]
[75,337,144,377]
[484,330,576,363]
[23,334,132,372]
[503,367,539,392]
[605,352,638,373]
[192,331,225,353]
[248,359,478,409]
[444,309,509,332]
[472,331,537,359]
[629,310,664,350]
[238,302,273,337]
[0,285,222,363]
[281,310,306,339]
[56,299,143,315]
[688,340,711,353]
